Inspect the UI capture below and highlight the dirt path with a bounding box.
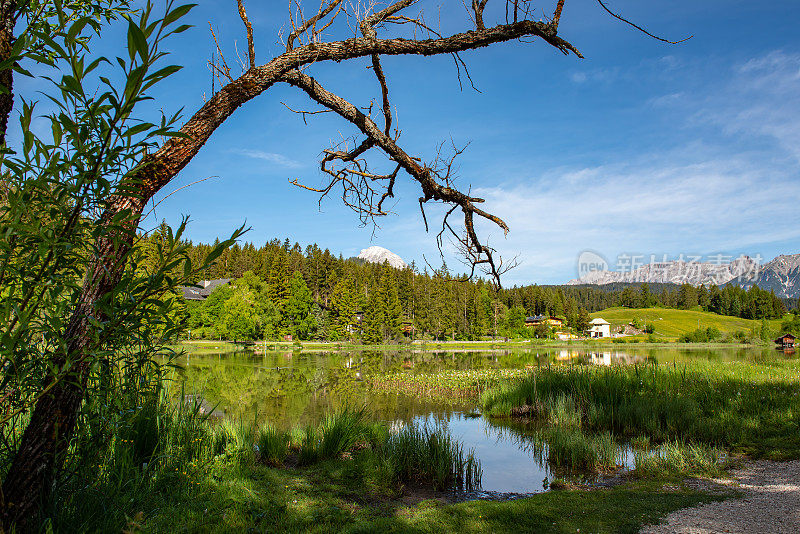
[641,460,800,534]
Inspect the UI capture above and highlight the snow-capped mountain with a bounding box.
[356,246,408,269]
[567,255,761,287]
[567,254,800,298]
[731,254,800,298]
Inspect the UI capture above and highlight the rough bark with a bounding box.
[0,0,16,146]
[137,20,580,199]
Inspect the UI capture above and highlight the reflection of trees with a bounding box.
[172,346,775,428]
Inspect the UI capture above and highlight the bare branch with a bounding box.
[281,101,333,125]
[552,0,565,29]
[472,0,488,30]
[236,0,256,69]
[596,0,692,44]
[208,23,233,85]
[281,70,513,284]
[286,0,343,51]
[142,19,582,197]
[364,0,419,27]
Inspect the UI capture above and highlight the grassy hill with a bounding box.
[589,307,786,340]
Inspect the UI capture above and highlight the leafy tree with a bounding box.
[283,271,315,339]
[219,285,261,340]
[0,3,248,524]
[504,306,526,337]
[781,313,800,337]
[533,323,550,339]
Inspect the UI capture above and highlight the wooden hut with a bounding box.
[773,333,795,349]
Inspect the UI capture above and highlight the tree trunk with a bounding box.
[0,0,15,145]
[0,197,142,530]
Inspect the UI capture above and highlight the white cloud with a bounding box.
[470,50,800,284]
[233,149,304,168]
[568,66,620,85]
[656,50,800,163]
[473,152,800,284]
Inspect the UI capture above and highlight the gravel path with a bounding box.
[640,460,800,534]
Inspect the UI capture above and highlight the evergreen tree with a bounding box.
[379,267,403,341]
[267,249,290,307]
[574,307,591,334]
[330,275,358,340]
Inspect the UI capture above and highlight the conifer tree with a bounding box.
[330,275,358,340]
[267,248,290,307]
[379,266,403,341]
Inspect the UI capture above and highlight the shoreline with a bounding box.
[171,339,770,353]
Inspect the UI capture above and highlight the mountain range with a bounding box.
[567,254,800,298]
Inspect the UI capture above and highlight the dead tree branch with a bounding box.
[236,0,256,68]
[595,0,692,44]
[281,69,512,283]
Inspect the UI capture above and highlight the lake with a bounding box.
[170,345,785,496]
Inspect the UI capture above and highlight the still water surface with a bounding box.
[173,346,783,496]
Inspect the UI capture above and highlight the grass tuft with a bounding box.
[255,424,289,466]
[380,424,482,491]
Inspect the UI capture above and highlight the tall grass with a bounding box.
[633,440,725,478]
[318,407,370,459]
[44,398,484,532]
[297,407,371,464]
[53,391,216,531]
[255,424,289,466]
[481,361,800,459]
[380,425,482,491]
[526,427,620,471]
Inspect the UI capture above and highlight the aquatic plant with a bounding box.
[317,407,370,460]
[380,425,482,491]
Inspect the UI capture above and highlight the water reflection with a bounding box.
[171,345,786,494]
[173,345,784,426]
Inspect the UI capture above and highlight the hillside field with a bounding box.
[590,307,786,340]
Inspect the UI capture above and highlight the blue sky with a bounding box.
[50,1,800,284]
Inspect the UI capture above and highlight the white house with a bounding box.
[587,318,611,338]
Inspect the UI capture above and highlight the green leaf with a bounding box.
[163,4,197,27]
[123,122,155,138]
[170,24,192,35]
[127,20,149,63]
[66,17,89,42]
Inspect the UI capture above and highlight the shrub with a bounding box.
[678,327,721,343]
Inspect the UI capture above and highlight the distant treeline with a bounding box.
[143,230,789,342]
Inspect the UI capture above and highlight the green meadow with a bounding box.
[590,307,786,340]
